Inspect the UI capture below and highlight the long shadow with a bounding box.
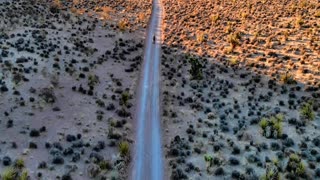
[160,41,320,179]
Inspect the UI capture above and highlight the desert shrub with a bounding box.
[262,157,283,180]
[280,73,296,84]
[229,57,239,66]
[14,159,24,169]
[196,31,205,43]
[188,55,203,80]
[225,23,232,34]
[20,170,28,180]
[119,141,130,157]
[1,167,17,180]
[120,92,130,106]
[227,32,240,48]
[99,160,112,170]
[210,14,220,23]
[88,74,100,87]
[295,16,304,28]
[204,154,213,172]
[300,102,315,121]
[50,0,62,14]
[260,114,283,138]
[118,19,127,32]
[286,154,306,177]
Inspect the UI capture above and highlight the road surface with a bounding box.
[131,0,163,179]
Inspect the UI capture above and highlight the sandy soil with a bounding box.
[0,0,150,179]
[161,0,320,179]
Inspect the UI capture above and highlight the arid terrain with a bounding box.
[161,0,320,179]
[1,0,320,180]
[0,0,151,179]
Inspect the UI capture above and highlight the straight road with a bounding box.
[131,0,163,179]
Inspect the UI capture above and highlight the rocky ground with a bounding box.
[0,0,150,179]
[161,0,320,179]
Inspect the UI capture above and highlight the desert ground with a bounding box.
[1,0,320,180]
[161,0,320,179]
[0,0,151,179]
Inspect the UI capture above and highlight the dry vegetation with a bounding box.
[161,0,320,179]
[162,0,320,86]
[46,0,152,30]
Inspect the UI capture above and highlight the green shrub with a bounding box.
[88,74,100,86]
[14,159,25,169]
[260,114,284,138]
[20,170,28,180]
[262,158,281,180]
[259,118,268,129]
[300,102,315,121]
[204,154,213,172]
[99,160,112,170]
[120,92,130,106]
[286,154,306,177]
[119,141,130,157]
[1,167,17,180]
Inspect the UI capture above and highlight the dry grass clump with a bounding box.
[118,19,128,32]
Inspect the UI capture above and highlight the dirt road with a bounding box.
[131,0,164,179]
